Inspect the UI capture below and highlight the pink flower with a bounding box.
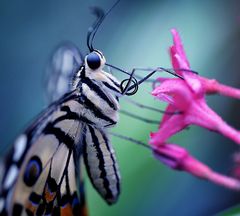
[150,29,240,190]
[153,144,240,190]
[170,29,240,99]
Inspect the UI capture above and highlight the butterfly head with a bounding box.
[85,50,106,71]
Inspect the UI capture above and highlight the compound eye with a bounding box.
[86,52,101,70]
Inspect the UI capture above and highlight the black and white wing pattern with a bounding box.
[0,47,123,215]
[0,91,88,215]
[82,125,120,205]
[45,42,83,103]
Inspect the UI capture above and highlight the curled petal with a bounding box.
[153,74,240,145]
[152,79,193,110]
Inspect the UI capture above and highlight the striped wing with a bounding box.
[83,125,121,205]
[0,91,88,215]
[45,42,83,103]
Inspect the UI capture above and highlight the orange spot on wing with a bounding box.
[44,185,56,203]
[25,202,37,215]
[61,204,73,216]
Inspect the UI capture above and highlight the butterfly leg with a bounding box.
[120,110,159,125]
[125,67,184,94]
[133,67,198,82]
[111,132,240,190]
[118,66,186,96]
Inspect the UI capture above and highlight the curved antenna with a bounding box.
[89,7,105,51]
[87,7,105,52]
[88,0,120,52]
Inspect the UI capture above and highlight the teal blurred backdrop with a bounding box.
[1,0,240,215]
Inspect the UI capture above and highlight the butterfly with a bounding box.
[0,3,143,215]
[0,1,183,214]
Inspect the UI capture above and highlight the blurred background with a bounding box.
[1,0,240,215]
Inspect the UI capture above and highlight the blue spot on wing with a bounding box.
[23,156,42,187]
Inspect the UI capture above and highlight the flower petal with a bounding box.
[152,79,193,110]
[150,28,240,191]
[171,29,190,70]
[170,29,205,95]
[199,76,240,99]
[160,104,177,128]
[153,143,240,190]
[150,113,186,145]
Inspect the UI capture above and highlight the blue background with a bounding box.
[1,0,240,215]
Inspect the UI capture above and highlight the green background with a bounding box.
[1,0,240,215]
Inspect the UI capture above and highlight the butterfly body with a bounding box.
[0,49,122,215]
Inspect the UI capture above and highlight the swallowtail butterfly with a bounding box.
[0,2,181,215]
[0,3,140,215]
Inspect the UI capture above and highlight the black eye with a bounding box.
[87,52,101,70]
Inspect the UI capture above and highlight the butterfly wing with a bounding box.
[45,42,83,104]
[22,142,86,215]
[0,95,60,215]
[0,91,88,215]
[83,125,121,205]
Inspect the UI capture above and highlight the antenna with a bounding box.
[87,7,104,52]
[87,0,120,52]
